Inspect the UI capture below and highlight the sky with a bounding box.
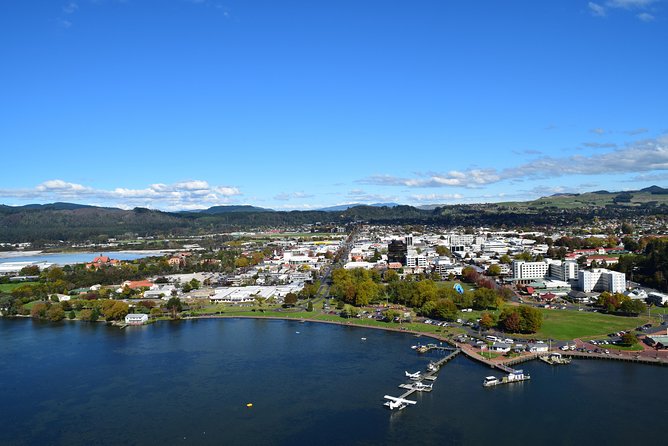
[1,0,667,211]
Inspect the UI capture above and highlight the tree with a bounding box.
[499,309,522,333]
[306,300,313,312]
[473,288,499,310]
[479,312,495,330]
[435,245,451,256]
[103,301,129,321]
[499,254,512,264]
[47,304,66,322]
[487,264,501,276]
[619,299,646,314]
[68,310,76,320]
[518,305,543,333]
[620,332,638,346]
[19,265,41,276]
[165,297,182,319]
[432,298,458,321]
[31,302,48,319]
[621,222,634,235]
[284,293,298,306]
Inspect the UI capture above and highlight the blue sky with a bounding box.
[1,0,667,211]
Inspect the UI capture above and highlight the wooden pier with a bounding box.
[384,348,461,409]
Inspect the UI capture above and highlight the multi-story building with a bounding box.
[578,268,626,293]
[512,260,549,281]
[406,249,427,268]
[512,259,579,284]
[387,239,407,265]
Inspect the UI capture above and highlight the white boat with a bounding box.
[427,361,439,372]
[483,376,500,387]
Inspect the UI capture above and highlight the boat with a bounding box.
[427,361,439,372]
[416,345,429,354]
[361,337,367,341]
[483,376,500,387]
[539,352,571,365]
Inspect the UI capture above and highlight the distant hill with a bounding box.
[318,202,401,212]
[194,205,274,214]
[0,202,99,212]
[640,185,668,194]
[1,186,667,243]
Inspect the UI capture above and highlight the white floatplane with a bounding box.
[411,382,433,392]
[405,370,421,380]
[383,395,417,410]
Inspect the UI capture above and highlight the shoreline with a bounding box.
[5,312,667,367]
[181,313,668,367]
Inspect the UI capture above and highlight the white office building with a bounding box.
[512,260,549,281]
[578,268,626,293]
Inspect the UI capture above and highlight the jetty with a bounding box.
[383,347,461,410]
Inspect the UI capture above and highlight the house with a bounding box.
[168,257,185,268]
[491,342,512,353]
[121,280,153,290]
[124,313,149,325]
[86,256,121,270]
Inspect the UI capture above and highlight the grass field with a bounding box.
[0,282,39,292]
[601,343,644,351]
[533,309,650,340]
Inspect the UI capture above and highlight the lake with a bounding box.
[0,318,665,445]
[0,251,165,266]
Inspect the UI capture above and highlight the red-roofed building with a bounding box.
[122,280,153,290]
[86,255,121,270]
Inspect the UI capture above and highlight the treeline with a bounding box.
[615,237,668,293]
[329,268,510,322]
[3,199,668,243]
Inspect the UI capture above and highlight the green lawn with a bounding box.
[532,309,650,340]
[477,351,501,359]
[602,343,644,351]
[0,282,39,292]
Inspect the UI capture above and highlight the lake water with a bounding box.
[0,318,665,445]
[0,251,164,266]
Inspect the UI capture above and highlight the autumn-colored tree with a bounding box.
[479,312,495,330]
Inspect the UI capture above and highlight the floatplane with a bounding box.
[405,370,421,380]
[383,395,417,410]
[401,381,433,392]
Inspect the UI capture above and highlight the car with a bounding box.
[604,350,610,354]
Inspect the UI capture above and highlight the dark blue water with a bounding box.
[1,318,666,445]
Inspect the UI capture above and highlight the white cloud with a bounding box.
[582,142,618,148]
[273,191,315,201]
[637,12,655,20]
[590,0,659,20]
[62,2,78,14]
[589,2,607,16]
[624,127,649,135]
[590,128,607,134]
[408,193,464,203]
[0,179,242,211]
[607,0,656,9]
[361,134,668,189]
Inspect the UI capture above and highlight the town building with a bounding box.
[578,268,626,293]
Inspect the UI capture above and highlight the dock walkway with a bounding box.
[389,348,461,403]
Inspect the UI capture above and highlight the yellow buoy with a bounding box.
[246,403,253,408]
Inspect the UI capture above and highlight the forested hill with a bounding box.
[1,187,668,243]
